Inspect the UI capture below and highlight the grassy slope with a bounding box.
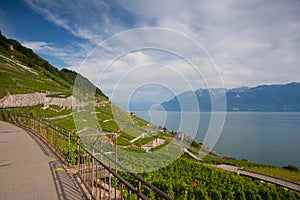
[1,33,299,197]
[137,155,300,199]
[0,55,71,98]
[0,32,108,100]
[204,156,300,184]
[0,32,171,149]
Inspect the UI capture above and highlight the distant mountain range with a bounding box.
[161,82,300,111]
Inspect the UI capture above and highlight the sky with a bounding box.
[1,0,300,109]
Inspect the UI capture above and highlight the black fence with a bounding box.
[0,110,73,163]
[0,110,172,200]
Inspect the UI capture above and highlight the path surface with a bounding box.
[183,148,203,161]
[44,112,73,120]
[0,121,86,200]
[216,164,300,192]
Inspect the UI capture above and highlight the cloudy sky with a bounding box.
[1,0,300,109]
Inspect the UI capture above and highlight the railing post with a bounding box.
[68,131,71,163]
[0,111,173,200]
[46,124,49,143]
[54,126,57,147]
[137,181,141,200]
[115,133,118,173]
[92,148,95,198]
[77,138,81,173]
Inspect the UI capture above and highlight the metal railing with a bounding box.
[0,110,73,163]
[77,139,172,200]
[0,110,173,200]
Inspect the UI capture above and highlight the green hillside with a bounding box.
[0,32,173,154]
[1,32,299,199]
[0,32,107,100]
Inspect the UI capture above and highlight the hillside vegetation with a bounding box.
[136,155,300,199]
[1,32,299,199]
[0,31,107,100]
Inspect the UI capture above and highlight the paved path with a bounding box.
[0,121,87,200]
[216,164,300,192]
[183,148,203,161]
[44,112,73,120]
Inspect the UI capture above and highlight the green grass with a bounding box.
[35,107,72,118]
[203,156,272,168]
[120,146,146,153]
[133,136,155,146]
[4,105,76,132]
[131,114,148,126]
[49,104,63,110]
[151,139,171,152]
[0,57,71,96]
[8,104,42,115]
[245,166,300,184]
[96,112,111,120]
[99,119,120,132]
[0,48,103,101]
[95,103,113,115]
[116,136,131,146]
[119,131,136,140]
[46,92,72,98]
[51,116,75,131]
[203,156,300,185]
[121,126,143,137]
[135,155,300,200]
[7,104,72,118]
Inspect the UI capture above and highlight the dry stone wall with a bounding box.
[0,93,73,109]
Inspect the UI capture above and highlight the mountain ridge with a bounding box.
[161,82,300,111]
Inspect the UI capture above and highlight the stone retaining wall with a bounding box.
[0,93,73,109]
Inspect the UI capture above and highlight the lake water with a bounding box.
[134,111,300,168]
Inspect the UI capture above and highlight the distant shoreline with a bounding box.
[131,110,300,112]
[134,111,300,169]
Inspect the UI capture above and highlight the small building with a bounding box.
[177,132,185,140]
[141,138,165,152]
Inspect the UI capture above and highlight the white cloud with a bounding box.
[22,41,52,51]
[126,51,152,65]
[23,0,300,106]
[22,40,86,66]
[24,0,133,42]
[76,46,221,106]
[22,41,70,60]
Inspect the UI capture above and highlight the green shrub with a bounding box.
[283,165,299,172]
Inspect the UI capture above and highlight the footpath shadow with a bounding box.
[26,130,57,159]
[49,161,87,200]
[25,130,88,200]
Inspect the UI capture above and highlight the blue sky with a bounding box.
[1,0,300,108]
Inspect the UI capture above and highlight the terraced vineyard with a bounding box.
[204,156,300,185]
[136,155,300,200]
[0,54,71,98]
[1,32,300,199]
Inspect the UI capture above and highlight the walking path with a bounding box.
[44,112,73,120]
[0,121,87,200]
[183,148,203,161]
[216,164,300,192]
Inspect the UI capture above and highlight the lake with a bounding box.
[134,111,300,168]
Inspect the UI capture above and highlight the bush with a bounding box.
[283,165,299,172]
